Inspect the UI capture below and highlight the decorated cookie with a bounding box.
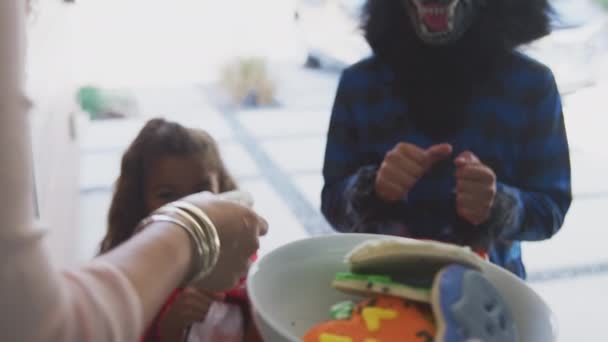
[332,272,431,303]
[346,239,484,288]
[431,264,518,342]
[303,296,436,342]
[302,240,518,342]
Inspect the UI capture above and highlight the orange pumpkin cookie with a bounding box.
[303,296,436,342]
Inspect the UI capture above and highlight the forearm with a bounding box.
[100,221,191,327]
[484,182,571,242]
[1,222,191,342]
[62,223,191,341]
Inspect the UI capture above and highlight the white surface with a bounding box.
[80,152,120,189]
[248,234,557,342]
[238,179,309,256]
[220,142,261,179]
[523,197,608,271]
[79,118,146,152]
[292,174,324,210]
[79,191,111,260]
[532,275,608,342]
[261,137,327,173]
[69,0,303,88]
[238,109,330,139]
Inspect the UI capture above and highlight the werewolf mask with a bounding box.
[363,0,552,138]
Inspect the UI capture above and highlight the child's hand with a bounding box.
[375,143,453,202]
[158,287,223,342]
[454,151,496,226]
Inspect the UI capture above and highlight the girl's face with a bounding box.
[144,155,220,213]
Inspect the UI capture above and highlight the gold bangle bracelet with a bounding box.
[134,214,204,285]
[154,205,214,277]
[172,201,221,283]
[134,201,222,285]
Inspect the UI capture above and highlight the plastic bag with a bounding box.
[187,301,244,342]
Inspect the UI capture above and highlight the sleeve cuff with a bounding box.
[346,165,387,218]
[483,182,523,241]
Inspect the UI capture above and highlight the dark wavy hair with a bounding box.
[362,0,554,138]
[98,118,236,254]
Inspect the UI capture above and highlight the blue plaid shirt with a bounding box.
[321,52,572,279]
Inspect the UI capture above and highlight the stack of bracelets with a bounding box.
[134,200,221,285]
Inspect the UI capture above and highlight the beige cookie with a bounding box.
[346,239,484,288]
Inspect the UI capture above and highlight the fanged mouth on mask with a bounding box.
[405,0,477,45]
[414,0,458,34]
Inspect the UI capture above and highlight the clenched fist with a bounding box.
[375,143,453,202]
[454,151,497,225]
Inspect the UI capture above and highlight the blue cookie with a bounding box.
[431,264,518,342]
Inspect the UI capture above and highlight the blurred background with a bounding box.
[26,0,608,340]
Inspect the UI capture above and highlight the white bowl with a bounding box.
[247,233,558,342]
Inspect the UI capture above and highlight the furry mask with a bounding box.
[363,0,553,138]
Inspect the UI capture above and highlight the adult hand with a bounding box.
[375,143,453,202]
[454,151,497,225]
[183,192,268,292]
[158,287,223,342]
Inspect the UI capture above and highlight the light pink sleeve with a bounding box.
[0,230,145,342]
[60,261,145,341]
